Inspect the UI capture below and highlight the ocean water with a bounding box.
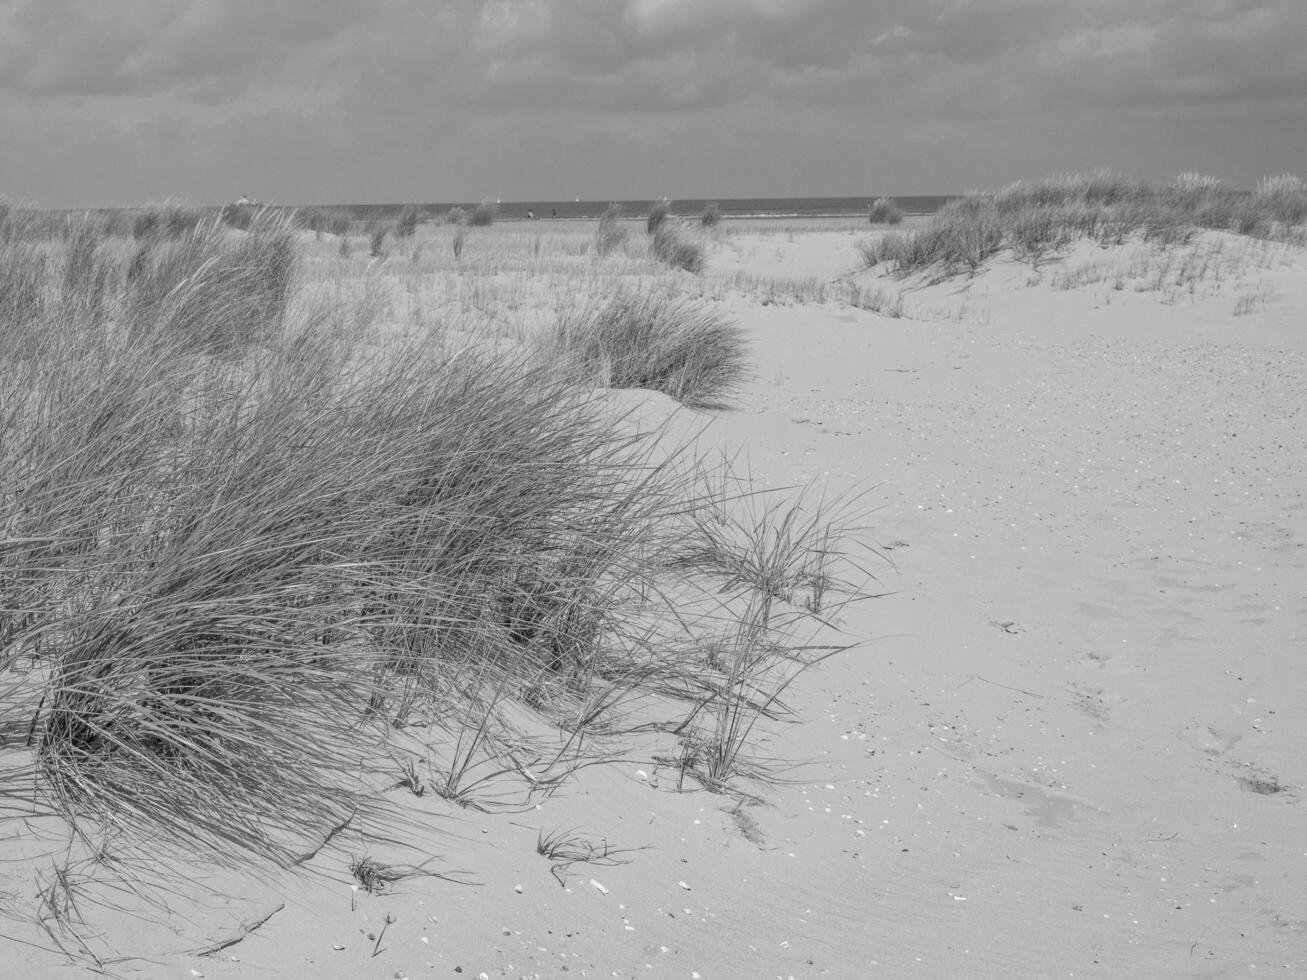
[341,196,953,222]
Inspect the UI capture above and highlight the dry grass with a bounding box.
[862,169,1307,278]
[650,220,706,274]
[541,291,749,409]
[1,209,869,913]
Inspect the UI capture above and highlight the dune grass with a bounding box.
[647,199,672,234]
[469,201,498,227]
[542,291,748,409]
[867,196,904,225]
[594,203,629,257]
[862,169,1307,277]
[1,210,864,912]
[650,220,706,274]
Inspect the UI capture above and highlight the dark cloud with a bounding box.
[0,0,1304,205]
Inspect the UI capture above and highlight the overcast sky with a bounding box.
[1,0,1305,207]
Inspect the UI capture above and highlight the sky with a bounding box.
[1,0,1305,207]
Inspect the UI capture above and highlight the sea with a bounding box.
[337,196,953,222]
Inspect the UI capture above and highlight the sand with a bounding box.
[7,224,1305,978]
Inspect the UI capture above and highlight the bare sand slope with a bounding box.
[679,240,1307,977]
[10,233,1304,979]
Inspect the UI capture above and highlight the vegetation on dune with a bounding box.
[299,207,354,237]
[867,196,904,225]
[701,202,723,227]
[132,200,206,241]
[650,219,706,274]
[395,204,422,239]
[0,206,867,939]
[646,199,672,234]
[542,291,749,410]
[469,200,498,227]
[594,202,629,257]
[861,169,1307,277]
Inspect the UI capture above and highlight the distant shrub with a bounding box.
[867,197,903,225]
[369,223,388,257]
[543,291,747,409]
[446,207,468,225]
[646,199,672,234]
[469,201,497,227]
[395,204,422,238]
[452,225,468,260]
[650,221,705,274]
[594,203,629,257]
[700,202,722,227]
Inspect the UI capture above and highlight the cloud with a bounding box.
[1,0,1304,205]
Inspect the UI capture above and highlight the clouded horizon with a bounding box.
[2,0,1305,208]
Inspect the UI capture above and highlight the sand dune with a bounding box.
[6,220,1304,979]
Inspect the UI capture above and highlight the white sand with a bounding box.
[8,226,1305,978]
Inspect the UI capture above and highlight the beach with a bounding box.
[3,204,1305,978]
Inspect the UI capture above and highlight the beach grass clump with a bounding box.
[701,203,722,228]
[219,203,257,230]
[122,215,296,357]
[1,241,49,340]
[131,200,206,241]
[469,201,497,227]
[1,206,869,903]
[863,169,1307,278]
[1251,173,1307,226]
[300,207,354,237]
[647,199,673,234]
[594,203,629,257]
[395,204,422,239]
[863,195,1001,275]
[650,220,706,274]
[867,197,904,225]
[542,291,747,410]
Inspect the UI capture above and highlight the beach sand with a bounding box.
[7,222,1305,978]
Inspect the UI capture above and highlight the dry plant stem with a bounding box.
[191,903,285,957]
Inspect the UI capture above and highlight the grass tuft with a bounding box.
[650,220,705,274]
[862,169,1307,278]
[469,201,497,227]
[594,203,629,257]
[646,200,672,234]
[867,197,903,225]
[395,205,422,239]
[541,291,747,409]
